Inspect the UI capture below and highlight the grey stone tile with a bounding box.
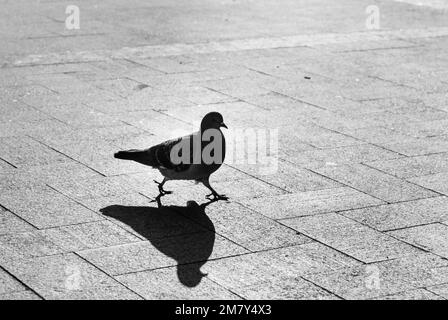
[305,252,448,299]
[39,103,122,128]
[0,210,35,235]
[49,176,134,201]
[381,137,448,157]
[388,223,448,258]
[0,290,41,300]
[367,153,448,179]
[0,268,26,294]
[342,196,448,231]
[0,158,16,173]
[409,172,448,195]
[375,289,444,300]
[39,220,141,252]
[172,178,287,201]
[116,110,192,138]
[233,276,339,300]
[0,231,64,267]
[427,284,448,299]
[281,213,420,263]
[10,162,101,186]
[264,242,362,277]
[0,100,49,122]
[7,253,141,299]
[279,124,364,150]
[232,161,341,193]
[79,233,248,275]
[201,251,339,299]
[244,187,385,219]
[185,201,311,251]
[0,136,71,167]
[116,266,240,299]
[0,186,101,228]
[285,144,402,170]
[315,164,437,202]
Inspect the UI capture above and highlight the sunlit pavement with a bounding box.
[1,0,448,299]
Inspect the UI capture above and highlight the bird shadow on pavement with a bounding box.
[100,194,219,288]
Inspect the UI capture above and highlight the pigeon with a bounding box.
[114,112,228,201]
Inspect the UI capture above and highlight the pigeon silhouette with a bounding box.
[114,112,228,201]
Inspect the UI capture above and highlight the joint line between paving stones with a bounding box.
[0,203,40,230]
[26,135,107,178]
[299,276,345,300]
[362,162,447,197]
[0,157,18,169]
[281,158,389,204]
[274,219,367,265]
[384,221,444,233]
[225,164,292,193]
[72,252,147,300]
[0,265,44,300]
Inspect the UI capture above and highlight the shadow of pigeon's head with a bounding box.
[177,264,208,287]
[201,112,227,130]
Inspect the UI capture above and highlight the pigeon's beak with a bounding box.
[220,122,228,129]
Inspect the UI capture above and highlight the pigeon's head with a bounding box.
[201,112,227,130]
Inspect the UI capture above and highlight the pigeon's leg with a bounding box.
[201,178,228,201]
[154,177,172,194]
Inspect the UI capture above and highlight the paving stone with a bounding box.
[375,289,444,300]
[304,252,448,299]
[366,153,448,178]
[409,172,448,195]
[117,110,192,139]
[176,177,288,201]
[427,284,448,299]
[39,220,141,252]
[7,253,141,299]
[116,266,240,299]
[281,213,420,263]
[201,251,339,299]
[0,99,49,122]
[279,124,364,150]
[285,144,402,170]
[49,176,134,201]
[0,290,41,300]
[0,136,71,167]
[244,187,385,220]
[231,160,341,193]
[263,242,362,277]
[39,103,122,128]
[0,231,64,267]
[0,268,26,294]
[131,56,205,74]
[381,137,448,157]
[0,186,101,228]
[90,78,145,98]
[342,196,448,231]
[184,201,311,251]
[388,223,448,258]
[79,233,248,275]
[0,210,35,235]
[314,164,437,202]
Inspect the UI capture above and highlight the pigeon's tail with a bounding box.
[114,150,141,160]
[114,149,159,168]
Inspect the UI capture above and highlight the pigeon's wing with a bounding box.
[151,135,193,172]
[114,133,196,172]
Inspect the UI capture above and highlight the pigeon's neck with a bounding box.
[200,125,222,134]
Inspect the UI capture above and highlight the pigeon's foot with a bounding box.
[206,193,229,201]
[154,180,172,195]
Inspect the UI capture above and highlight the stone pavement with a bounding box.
[1,0,448,300]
